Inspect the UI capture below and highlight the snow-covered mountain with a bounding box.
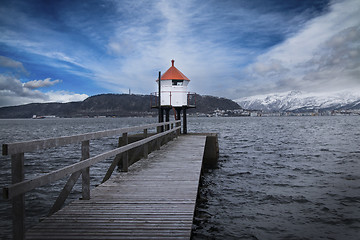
[234,90,360,112]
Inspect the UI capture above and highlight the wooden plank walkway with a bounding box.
[26,135,207,240]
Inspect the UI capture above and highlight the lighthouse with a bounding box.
[153,60,195,134]
[157,59,190,107]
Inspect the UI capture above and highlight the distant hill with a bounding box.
[0,94,241,118]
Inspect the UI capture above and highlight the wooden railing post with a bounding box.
[143,129,148,159]
[122,133,128,172]
[157,126,161,150]
[183,107,187,134]
[176,121,180,137]
[171,123,176,140]
[11,153,25,240]
[166,125,171,143]
[81,140,90,200]
[116,136,123,170]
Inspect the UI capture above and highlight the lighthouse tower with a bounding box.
[154,60,195,134]
[157,59,190,107]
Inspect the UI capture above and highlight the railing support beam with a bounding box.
[48,170,81,216]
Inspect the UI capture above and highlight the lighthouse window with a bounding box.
[172,80,183,86]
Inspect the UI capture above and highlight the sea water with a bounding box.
[0,116,359,239]
[190,116,360,240]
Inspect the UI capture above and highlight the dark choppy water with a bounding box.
[189,116,360,240]
[0,116,359,239]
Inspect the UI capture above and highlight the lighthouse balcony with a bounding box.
[150,92,196,108]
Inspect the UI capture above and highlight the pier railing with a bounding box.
[2,120,181,240]
[150,92,196,108]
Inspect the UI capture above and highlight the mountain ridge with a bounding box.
[0,94,241,118]
[234,90,360,112]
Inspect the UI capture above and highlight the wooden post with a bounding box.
[176,108,182,135]
[116,136,123,169]
[157,109,164,133]
[183,107,187,134]
[162,108,164,132]
[11,153,25,240]
[174,122,178,138]
[171,123,174,140]
[81,140,90,200]
[122,133,128,172]
[143,129,148,159]
[158,70,164,134]
[158,71,162,130]
[157,131,161,150]
[203,134,219,169]
[165,108,170,131]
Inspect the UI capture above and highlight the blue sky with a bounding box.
[0,0,359,107]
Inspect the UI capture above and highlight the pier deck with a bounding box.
[26,135,207,240]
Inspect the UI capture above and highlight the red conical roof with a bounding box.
[160,60,190,81]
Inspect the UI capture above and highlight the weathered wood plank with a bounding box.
[27,135,206,240]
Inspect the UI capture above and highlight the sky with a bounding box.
[0,0,359,107]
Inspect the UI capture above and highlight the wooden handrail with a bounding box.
[3,126,180,200]
[2,120,180,156]
[2,120,181,240]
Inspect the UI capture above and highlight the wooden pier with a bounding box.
[2,120,218,240]
[27,135,205,239]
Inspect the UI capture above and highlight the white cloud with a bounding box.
[0,74,46,99]
[46,90,88,103]
[252,60,288,77]
[240,0,360,97]
[23,78,61,89]
[0,74,88,107]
